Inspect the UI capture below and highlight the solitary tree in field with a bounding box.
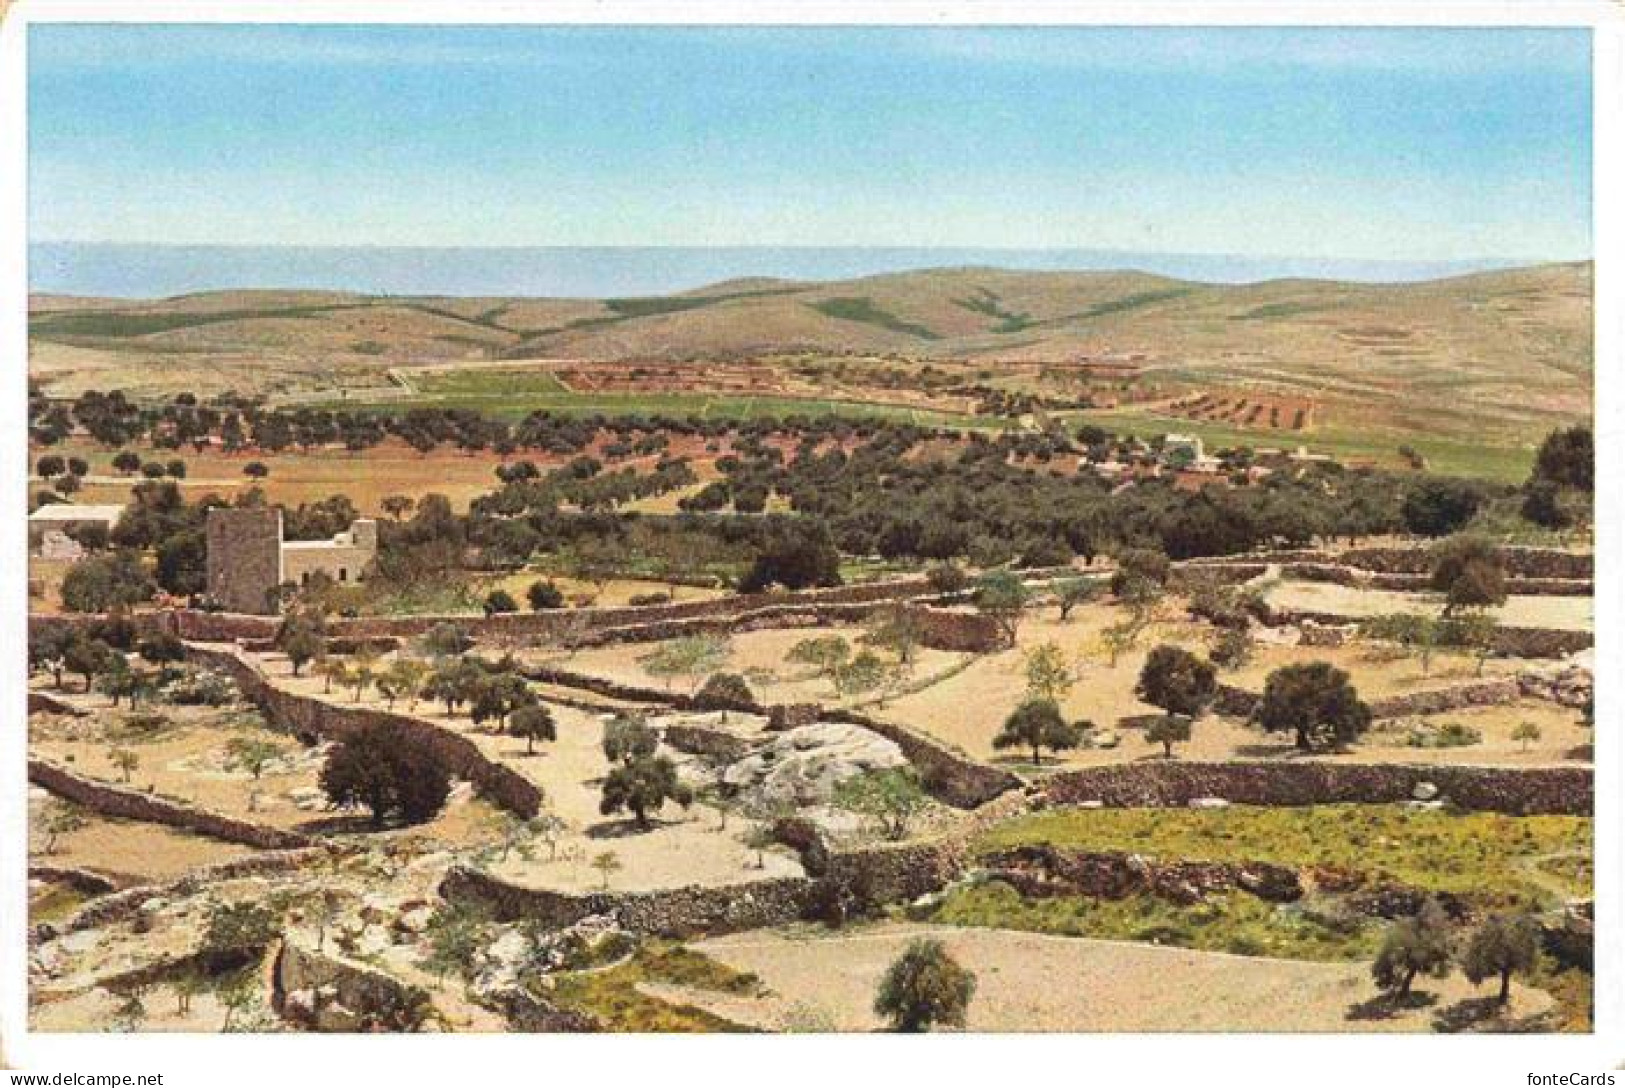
[1209,627,1253,671]
[599,754,693,829]
[1257,662,1371,752]
[863,604,925,667]
[320,723,452,829]
[375,657,430,711]
[1463,912,1540,1006]
[110,747,140,784]
[591,850,622,890]
[469,671,534,732]
[639,634,731,693]
[64,636,118,693]
[832,649,892,700]
[602,714,658,765]
[41,805,88,854]
[1023,642,1074,703]
[225,736,284,781]
[483,589,519,616]
[1145,714,1193,759]
[694,671,754,721]
[874,938,976,1033]
[786,634,851,682]
[1431,536,1508,616]
[1512,720,1542,753]
[527,580,565,611]
[1371,898,1454,1000]
[994,698,1083,766]
[1054,577,1104,621]
[973,571,1030,645]
[1136,644,1218,720]
[279,627,324,678]
[833,768,929,841]
[509,703,556,755]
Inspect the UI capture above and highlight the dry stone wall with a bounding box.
[28,758,314,850]
[1039,761,1590,815]
[1212,677,1524,721]
[183,644,543,819]
[521,664,1023,810]
[438,835,969,937]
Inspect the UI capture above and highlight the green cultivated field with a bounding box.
[1062,407,1539,482]
[334,368,996,428]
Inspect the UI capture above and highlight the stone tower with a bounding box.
[205,507,284,614]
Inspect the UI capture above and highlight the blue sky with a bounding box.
[28,25,1593,260]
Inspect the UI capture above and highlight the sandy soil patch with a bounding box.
[862,606,1549,767]
[679,922,1553,1033]
[29,694,328,832]
[1267,581,1593,633]
[30,808,253,885]
[558,624,963,708]
[262,652,803,893]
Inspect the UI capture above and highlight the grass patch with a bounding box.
[1073,288,1195,321]
[811,297,941,340]
[925,880,1377,962]
[547,942,758,1032]
[323,389,992,428]
[974,805,1591,907]
[1229,301,1329,321]
[954,288,1034,333]
[412,369,571,397]
[30,303,364,340]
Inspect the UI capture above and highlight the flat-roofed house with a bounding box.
[27,503,125,555]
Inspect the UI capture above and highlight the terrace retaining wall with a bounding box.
[40,845,343,938]
[1039,761,1590,815]
[1260,608,1591,659]
[438,836,968,937]
[519,664,1023,809]
[182,644,543,819]
[27,758,314,850]
[1212,677,1524,721]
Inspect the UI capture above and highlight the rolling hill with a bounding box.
[28,262,1592,475]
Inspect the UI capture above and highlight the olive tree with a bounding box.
[874,938,976,1033]
[1257,662,1371,752]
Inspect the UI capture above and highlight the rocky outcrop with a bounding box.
[525,665,1023,810]
[722,721,908,808]
[1518,657,1594,709]
[41,846,342,939]
[273,937,434,1032]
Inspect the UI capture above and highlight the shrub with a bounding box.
[527,580,565,611]
[483,589,519,616]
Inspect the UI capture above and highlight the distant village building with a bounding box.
[27,503,125,557]
[1161,433,1223,474]
[206,507,378,614]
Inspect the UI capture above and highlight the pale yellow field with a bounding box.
[675,923,1553,1032]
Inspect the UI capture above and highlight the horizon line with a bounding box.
[30,239,1593,266]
